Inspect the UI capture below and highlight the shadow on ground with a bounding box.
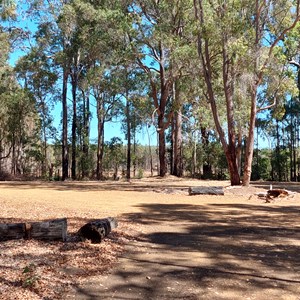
[0,180,194,193]
[76,202,300,299]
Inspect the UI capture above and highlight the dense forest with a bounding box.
[0,0,300,184]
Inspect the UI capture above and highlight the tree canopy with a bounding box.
[0,0,299,184]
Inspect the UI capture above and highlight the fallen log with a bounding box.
[27,218,67,241]
[188,186,224,196]
[78,217,118,244]
[0,218,67,242]
[0,222,25,241]
[267,189,289,198]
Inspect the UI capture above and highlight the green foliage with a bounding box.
[0,0,16,20]
[0,0,299,181]
[251,149,271,181]
[22,263,40,289]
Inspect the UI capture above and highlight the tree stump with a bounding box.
[78,217,118,244]
[188,186,224,196]
[0,218,67,242]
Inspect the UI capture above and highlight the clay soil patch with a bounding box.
[0,178,299,299]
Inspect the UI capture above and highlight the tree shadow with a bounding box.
[80,203,300,299]
[0,180,193,193]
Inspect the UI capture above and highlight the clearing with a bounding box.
[0,177,299,299]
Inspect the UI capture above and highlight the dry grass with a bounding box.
[0,177,299,299]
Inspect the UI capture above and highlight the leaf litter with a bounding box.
[0,216,137,300]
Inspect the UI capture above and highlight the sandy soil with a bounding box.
[0,177,299,299]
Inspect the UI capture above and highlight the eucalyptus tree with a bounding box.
[21,0,71,180]
[85,67,123,180]
[58,0,131,180]
[0,73,38,175]
[117,67,150,180]
[279,99,300,181]
[58,1,86,180]
[0,0,33,173]
[0,66,15,168]
[129,0,195,177]
[104,137,124,180]
[15,25,59,177]
[194,0,300,186]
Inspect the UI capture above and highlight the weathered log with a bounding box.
[0,218,67,242]
[78,217,118,244]
[0,222,25,241]
[188,186,224,196]
[27,218,67,241]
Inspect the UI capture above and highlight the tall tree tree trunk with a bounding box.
[194,0,240,186]
[158,113,167,177]
[200,127,212,179]
[133,126,136,178]
[82,91,90,179]
[71,78,77,180]
[62,67,69,181]
[174,110,183,177]
[146,124,153,176]
[192,132,197,178]
[172,82,183,177]
[96,100,105,180]
[242,89,257,186]
[126,93,131,181]
[236,128,243,176]
[42,112,47,177]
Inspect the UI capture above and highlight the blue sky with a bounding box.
[7,5,158,146]
[8,2,269,150]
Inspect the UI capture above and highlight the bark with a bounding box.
[0,218,67,242]
[222,31,240,185]
[133,130,136,177]
[96,100,105,180]
[192,134,197,177]
[236,127,243,176]
[26,218,67,241]
[81,91,90,178]
[0,222,24,241]
[200,127,211,179]
[158,113,167,177]
[71,75,77,180]
[242,90,257,186]
[226,145,241,185]
[62,67,69,181]
[126,94,131,181]
[146,125,153,176]
[41,100,47,177]
[172,82,183,177]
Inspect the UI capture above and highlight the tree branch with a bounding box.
[289,60,300,68]
[0,144,13,161]
[257,6,300,84]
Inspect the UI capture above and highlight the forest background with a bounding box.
[0,0,300,185]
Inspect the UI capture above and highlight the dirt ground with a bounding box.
[0,177,300,299]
